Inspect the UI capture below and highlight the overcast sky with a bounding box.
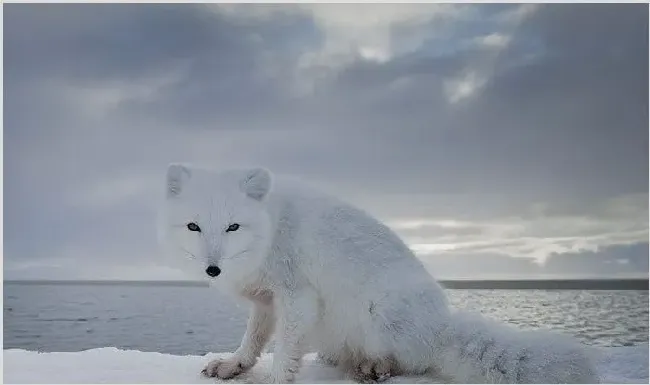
[4,3,648,280]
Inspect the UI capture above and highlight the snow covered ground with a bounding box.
[3,344,648,384]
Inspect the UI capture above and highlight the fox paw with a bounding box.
[352,358,393,384]
[201,355,252,380]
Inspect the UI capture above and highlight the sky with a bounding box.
[3,3,649,280]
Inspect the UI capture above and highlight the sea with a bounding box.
[3,282,648,356]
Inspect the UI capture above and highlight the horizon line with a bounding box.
[4,278,648,291]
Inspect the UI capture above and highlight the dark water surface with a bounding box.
[4,282,648,356]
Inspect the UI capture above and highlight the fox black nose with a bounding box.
[205,265,221,277]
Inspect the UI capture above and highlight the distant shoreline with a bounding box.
[4,279,648,291]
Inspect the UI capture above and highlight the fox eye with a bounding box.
[226,223,240,232]
[187,222,201,232]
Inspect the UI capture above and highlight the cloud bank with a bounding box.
[4,3,648,280]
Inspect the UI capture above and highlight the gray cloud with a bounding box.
[425,243,649,279]
[4,3,648,280]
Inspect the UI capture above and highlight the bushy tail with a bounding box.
[433,310,600,383]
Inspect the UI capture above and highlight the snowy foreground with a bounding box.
[3,345,648,384]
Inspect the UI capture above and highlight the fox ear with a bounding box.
[167,163,192,198]
[240,168,272,201]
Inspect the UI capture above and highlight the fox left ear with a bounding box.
[167,163,192,198]
[240,168,272,201]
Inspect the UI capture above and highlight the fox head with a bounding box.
[158,164,274,287]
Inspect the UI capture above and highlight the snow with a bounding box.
[3,345,648,384]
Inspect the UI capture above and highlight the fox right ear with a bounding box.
[167,163,191,198]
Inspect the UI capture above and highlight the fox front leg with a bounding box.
[202,301,275,379]
[267,289,319,383]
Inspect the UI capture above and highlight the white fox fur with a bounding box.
[158,164,599,384]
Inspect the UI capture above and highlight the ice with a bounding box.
[3,344,648,384]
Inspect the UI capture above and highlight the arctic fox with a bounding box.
[158,164,599,384]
